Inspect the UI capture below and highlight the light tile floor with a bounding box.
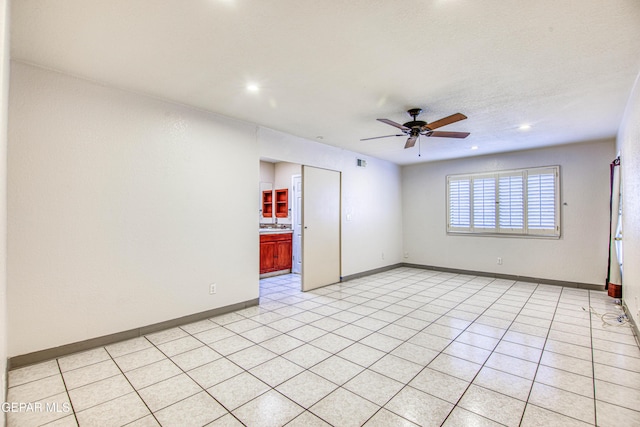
[7,267,640,426]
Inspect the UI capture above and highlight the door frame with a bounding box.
[291,174,302,274]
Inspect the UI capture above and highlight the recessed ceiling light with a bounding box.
[246,84,259,92]
[519,124,531,131]
[471,145,479,150]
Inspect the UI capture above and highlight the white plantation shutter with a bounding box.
[473,178,496,230]
[446,166,560,237]
[448,177,471,231]
[527,168,558,235]
[498,173,524,233]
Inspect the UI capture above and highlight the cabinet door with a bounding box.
[262,190,273,217]
[260,242,276,273]
[276,240,292,270]
[275,188,288,218]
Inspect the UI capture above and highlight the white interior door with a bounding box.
[302,166,341,291]
[292,174,302,274]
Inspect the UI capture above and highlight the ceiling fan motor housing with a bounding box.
[403,120,427,130]
[404,109,428,131]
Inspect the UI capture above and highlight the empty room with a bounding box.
[1,1,640,426]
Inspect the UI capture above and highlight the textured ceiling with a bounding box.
[10,0,640,165]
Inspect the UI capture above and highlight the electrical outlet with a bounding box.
[381,252,385,260]
[209,283,217,295]
[497,257,503,265]
[404,252,409,259]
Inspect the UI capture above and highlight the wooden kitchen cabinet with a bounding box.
[275,188,288,218]
[262,190,273,217]
[260,233,292,274]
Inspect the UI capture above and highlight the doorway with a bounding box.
[259,161,341,291]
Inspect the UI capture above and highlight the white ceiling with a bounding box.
[10,0,640,165]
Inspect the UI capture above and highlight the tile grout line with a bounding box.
[259,271,458,425]
[54,358,79,427]
[437,279,541,427]
[319,271,471,425]
[142,308,313,425]
[366,275,498,425]
[168,296,330,424]
[516,285,565,427]
[588,289,599,426]
[103,337,164,427]
[170,275,580,423]
[149,328,251,425]
[357,274,522,426]
[252,277,343,426]
[197,274,633,425]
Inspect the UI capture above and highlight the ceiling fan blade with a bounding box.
[427,131,470,139]
[423,113,467,131]
[360,134,404,141]
[404,136,418,149]
[377,118,410,131]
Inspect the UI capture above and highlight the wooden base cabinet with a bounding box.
[260,233,292,274]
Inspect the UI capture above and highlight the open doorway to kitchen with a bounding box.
[259,160,341,292]
[259,160,300,279]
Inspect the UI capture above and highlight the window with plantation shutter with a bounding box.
[473,178,496,230]
[527,169,558,235]
[498,174,524,233]
[448,177,471,230]
[447,166,560,237]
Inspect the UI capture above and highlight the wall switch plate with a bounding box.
[209,283,217,294]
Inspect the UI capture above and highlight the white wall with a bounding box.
[618,72,640,325]
[259,161,275,184]
[402,140,614,285]
[259,127,404,277]
[1,0,9,422]
[7,63,259,357]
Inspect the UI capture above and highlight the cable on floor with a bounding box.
[582,304,630,328]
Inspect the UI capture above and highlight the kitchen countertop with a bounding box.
[259,228,293,234]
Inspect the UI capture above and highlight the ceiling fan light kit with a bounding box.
[362,108,470,150]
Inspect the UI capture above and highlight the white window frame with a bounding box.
[446,166,560,238]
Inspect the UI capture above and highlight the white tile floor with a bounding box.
[7,267,640,426]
